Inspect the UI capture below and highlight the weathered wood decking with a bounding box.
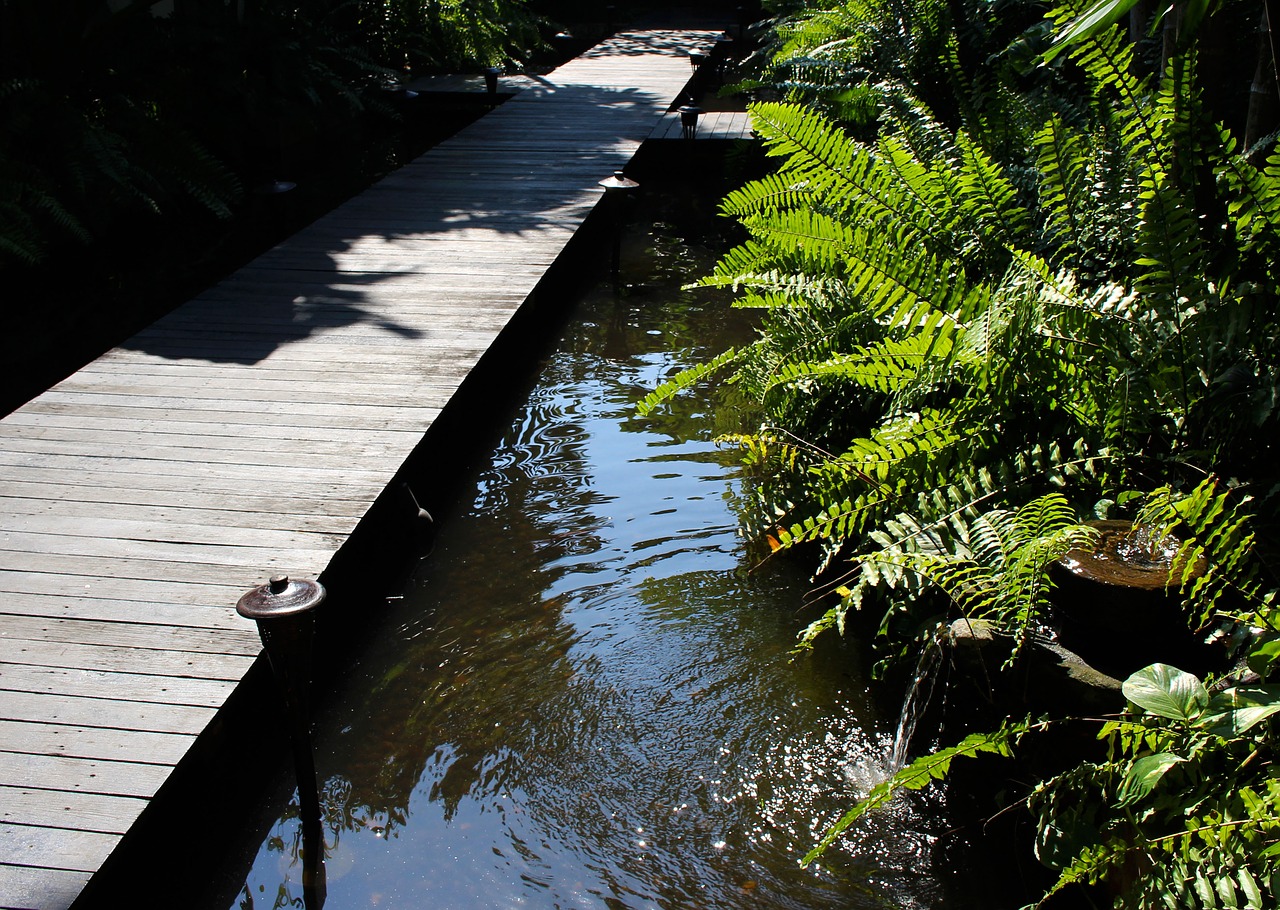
[648,108,754,140]
[0,29,729,909]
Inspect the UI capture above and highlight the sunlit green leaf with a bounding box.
[1247,638,1280,679]
[1194,867,1218,906]
[1200,686,1280,737]
[1116,752,1184,807]
[1123,664,1209,722]
[1217,868,1238,907]
[1043,0,1140,62]
[1239,868,1263,908]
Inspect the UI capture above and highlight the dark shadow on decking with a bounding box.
[118,85,666,366]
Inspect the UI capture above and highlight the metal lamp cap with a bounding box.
[237,574,327,621]
[598,171,639,191]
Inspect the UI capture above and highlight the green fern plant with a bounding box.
[648,0,1280,597]
[811,654,1280,908]
[659,0,1280,904]
[851,494,1099,656]
[802,479,1280,908]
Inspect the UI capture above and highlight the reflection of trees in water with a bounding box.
[235,879,308,910]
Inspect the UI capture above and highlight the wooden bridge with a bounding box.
[0,28,747,909]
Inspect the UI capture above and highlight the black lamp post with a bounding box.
[679,105,704,140]
[598,170,640,283]
[237,574,327,910]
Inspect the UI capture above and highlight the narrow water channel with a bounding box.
[223,168,975,910]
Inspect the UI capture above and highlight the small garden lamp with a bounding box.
[598,170,640,281]
[679,105,704,140]
[237,574,327,909]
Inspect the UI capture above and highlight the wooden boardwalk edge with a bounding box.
[0,28,734,910]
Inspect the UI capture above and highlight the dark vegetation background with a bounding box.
[0,0,748,417]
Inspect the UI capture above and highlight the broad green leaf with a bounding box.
[1200,685,1280,737]
[1043,0,1141,62]
[1122,664,1209,722]
[1116,753,1184,806]
[1216,869,1238,907]
[1247,637,1280,679]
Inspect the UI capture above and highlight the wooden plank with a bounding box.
[0,592,246,632]
[0,692,214,739]
[0,572,243,609]
[0,511,346,552]
[0,448,393,487]
[15,400,443,435]
[0,535,337,573]
[0,720,193,767]
[0,664,235,710]
[0,862,93,909]
[0,465,383,506]
[0,752,168,799]
[0,435,423,478]
[0,534,352,577]
[0,555,313,593]
[0,411,425,445]
[0,617,258,656]
[47,369,480,404]
[0,824,119,873]
[0,786,147,835]
[0,639,254,681]
[17,393,443,425]
[0,486,369,527]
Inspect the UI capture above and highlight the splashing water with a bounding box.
[890,639,943,773]
[1112,524,1181,570]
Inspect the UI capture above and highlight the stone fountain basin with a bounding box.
[1050,519,1216,679]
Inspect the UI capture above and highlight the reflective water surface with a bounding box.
[228,180,967,910]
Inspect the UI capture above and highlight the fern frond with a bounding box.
[1137,477,1266,627]
[802,723,1023,865]
[1218,130,1280,271]
[1032,115,1090,252]
[746,102,965,256]
[635,347,741,417]
[952,130,1029,251]
[1051,0,1158,173]
[765,324,959,398]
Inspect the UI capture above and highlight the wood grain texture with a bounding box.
[0,28,721,910]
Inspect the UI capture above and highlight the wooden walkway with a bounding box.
[0,29,723,910]
[648,108,754,140]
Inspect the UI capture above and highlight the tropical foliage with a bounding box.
[0,0,546,271]
[356,0,546,73]
[642,0,1280,903]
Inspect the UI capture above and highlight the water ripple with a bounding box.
[231,195,972,910]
